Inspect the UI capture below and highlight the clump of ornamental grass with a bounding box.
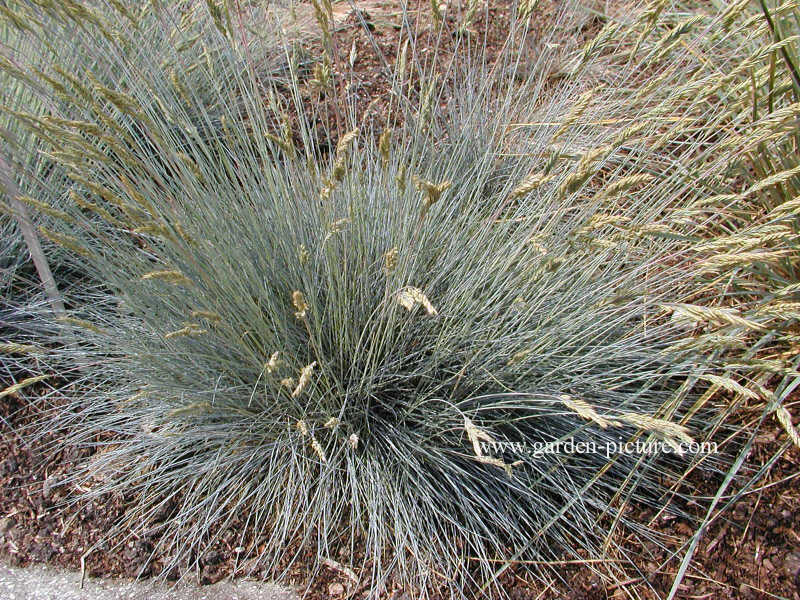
[1,1,757,596]
[0,0,285,302]
[566,2,800,593]
[1,0,286,388]
[673,0,800,449]
[1,14,80,388]
[0,14,75,307]
[575,0,800,453]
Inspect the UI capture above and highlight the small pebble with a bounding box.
[784,552,800,578]
[42,477,57,499]
[0,517,12,535]
[328,582,345,596]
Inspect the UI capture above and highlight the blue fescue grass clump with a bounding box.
[0,0,762,596]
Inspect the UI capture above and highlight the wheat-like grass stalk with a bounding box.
[0,374,50,399]
[775,405,800,448]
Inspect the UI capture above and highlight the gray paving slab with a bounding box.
[0,563,300,600]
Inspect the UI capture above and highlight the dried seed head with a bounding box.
[292,290,308,319]
[611,122,648,147]
[310,437,327,462]
[700,250,791,273]
[0,343,42,354]
[164,323,206,339]
[590,238,619,250]
[775,406,800,449]
[700,375,759,400]
[662,303,765,332]
[0,375,50,400]
[141,270,192,286]
[378,128,392,167]
[743,164,800,197]
[528,240,548,255]
[397,40,409,85]
[70,190,122,226]
[430,0,444,25]
[311,58,333,91]
[464,416,494,457]
[17,195,74,223]
[599,174,653,199]
[560,395,619,429]
[167,402,212,417]
[396,163,408,192]
[88,72,144,118]
[56,316,106,335]
[332,130,358,182]
[507,349,531,365]
[329,218,349,233]
[292,361,317,398]
[518,0,539,19]
[721,0,751,28]
[266,114,296,158]
[475,454,515,477]
[266,352,282,374]
[190,310,222,323]
[552,90,593,141]
[397,286,438,316]
[384,247,399,273]
[38,226,90,257]
[511,172,557,198]
[204,0,230,37]
[348,433,359,449]
[576,213,631,236]
[559,146,610,197]
[336,129,358,156]
[419,80,436,125]
[310,0,333,48]
[320,177,334,201]
[458,0,480,32]
[413,176,451,219]
[298,244,309,266]
[618,412,694,453]
[175,152,204,182]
